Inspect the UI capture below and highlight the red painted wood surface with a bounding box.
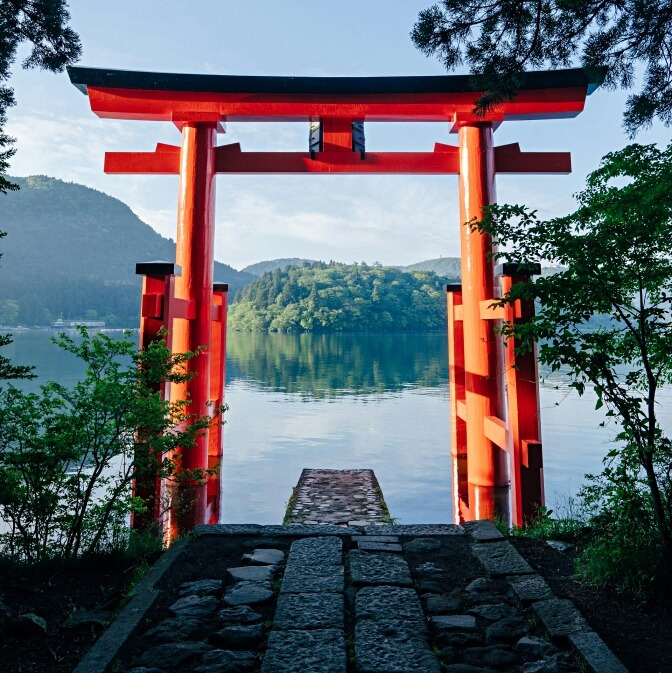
[501,273,544,526]
[104,142,570,176]
[132,271,176,532]
[85,85,591,123]
[457,123,501,520]
[207,285,228,525]
[169,122,217,536]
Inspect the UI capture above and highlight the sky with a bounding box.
[6,0,672,271]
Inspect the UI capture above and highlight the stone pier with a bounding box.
[284,468,391,526]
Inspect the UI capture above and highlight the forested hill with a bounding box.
[0,176,255,326]
[228,262,449,332]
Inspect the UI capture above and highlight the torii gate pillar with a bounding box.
[457,123,502,518]
[171,122,217,532]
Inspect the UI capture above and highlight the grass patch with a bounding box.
[282,486,299,525]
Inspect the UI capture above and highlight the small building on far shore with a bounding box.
[51,318,106,329]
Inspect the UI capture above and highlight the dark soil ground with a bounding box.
[510,537,672,673]
[0,552,160,673]
[0,535,670,673]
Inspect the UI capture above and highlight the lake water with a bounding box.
[5,330,671,524]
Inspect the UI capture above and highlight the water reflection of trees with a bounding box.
[225,332,448,397]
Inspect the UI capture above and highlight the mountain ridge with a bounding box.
[0,175,477,328]
[0,176,255,326]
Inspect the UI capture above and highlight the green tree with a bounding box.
[0,328,220,561]
[411,1,672,134]
[0,230,32,380]
[478,142,672,592]
[1,1,81,193]
[229,262,448,333]
[0,332,31,380]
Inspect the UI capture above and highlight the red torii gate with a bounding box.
[68,66,599,532]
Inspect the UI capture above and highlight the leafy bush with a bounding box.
[577,467,666,597]
[494,499,588,543]
[0,328,220,562]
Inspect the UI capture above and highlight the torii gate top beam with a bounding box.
[68,66,599,125]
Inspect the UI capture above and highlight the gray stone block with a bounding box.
[444,665,499,673]
[263,524,352,536]
[169,595,219,619]
[471,542,534,578]
[463,520,505,542]
[217,606,263,625]
[403,538,443,553]
[516,636,557,660]
[261,629,346,673]
[136,642,214,671]
[224,582,274,606]
[418,580,443,594]
[141,617,203,645]
[242,548,284,566]
[437,631,484,647]
[532,598,589,641]
[210,623,264,649]
[193,524,263,536]
[355,586,426,628]
[193,649,258,673]
[177,579,222,597]
[569,631,630,673]
[349,550,413,587]
[286,536,342,566]
[520,653,573,673]
[227,566,275,582]
[355,620,441,672]
[484,616,530,642]
[465,578,494,593]
[364,524,464,537]
[507,574,554,604]
[425,595,464,615]
[357,536,400,543]
[357,541,403,552]
[468,603,517,621]
[431,615,478,632]
[274,593,344,630]
[280,564,344,593]
[463,644,521,668]
[546,540,573,553]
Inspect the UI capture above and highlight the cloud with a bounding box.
[7,110,465,270]
[214,174,462,268]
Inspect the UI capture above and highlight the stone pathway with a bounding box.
[78,521,630,673]
[286,469,390,525]
[261,537,346,672]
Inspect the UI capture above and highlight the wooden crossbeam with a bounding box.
[104,141,570,176]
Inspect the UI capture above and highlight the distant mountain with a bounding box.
[402,257,461,280]
[243,257,463,280]
[0,176,255,326]
[241,258,317,276]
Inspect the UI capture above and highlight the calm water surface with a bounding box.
[6,331,671,524]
